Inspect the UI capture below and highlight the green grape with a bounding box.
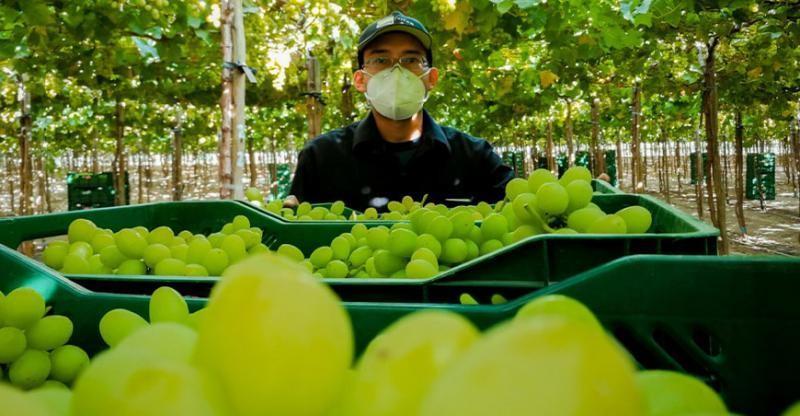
[415,210,440,235]
[99,308,148,347]
[178,230,194,241]
[510,193,537,223]
[479,239,504,255]
[586,214,628,234]
[89,232,115,253]
[234,229,259,249]
[637,370,726,415]
[2,287,45,329]
[441,239,468,264]
[475,201,492,217]
[309,206,328,220]
[25,315,73,351]
[511,224,540,243]
[527,168,557,193]
[535,182,569,216]
[9,349,51,389]
[87,254,112,274]
[207,232,226,248]
[41,241,69,269]
[504,177,529,200]
[221,223,235,234]
[300,260,314,273]
[565,179,594,213]
[245,187,264,202]
[374,250,404,276]
[277,244,305,263]
[387,228,417,258]
[350,225,369,242]
[390,269,407,278]
[147,226,175,245]
[567,207,606,233]
[155,258,187,276]
[165,236,187,248]
[220,234,247,263]
[459,293,478,305]
[186,237,213,265]
[339,232,358,249]
[501,232,514,246]
[50,345,89,384]
[117,323,197,363]
[116,259,146,275]
[559,166,593,186]
[39,380,68,390]
[411,247,438,268]
[61,253,90,274]
[499,204,520,232]
[297,202,312,216]
[348,246,373,268]
[415,233,442,257]
[248,243,269,255]
[515,295,602,330]
[431,204,450,215]
[553,228,578,234]
[185,264,210,276]
[331,236,352,261]
[449,211,474,238]
[480,213,508,241]
[67,219,97,243]
[150,286,189,324]
[169,244,188,261]
[467,225,483,244]
[0,326,27,363]
[401,195,415,210]
[330,200,346,215]
[364,256,382,277]
[341,311,478,416]
[67,241,93,258]
[132,226,150,240]
[0,383,51,415]
[387,200,406,213]
[310,246,334,269]
[491,294,508,305]
[194,254,352,415]
[114,228,148,259]
[428,215,454,241]
[265,199,283,214]
[408,208,429,231]
[325,260,349,278]
[405,259,438,279]
[71,349,228,416]
[184,308,207,330]
[465,240,479,261]
[27,384,72,415]
[202,249,229,276]
[99,245,126,269]
[420,319,642,416]
[366,226,390,250]
[232,215,251,231]
[439,265,451,272]
[615,206,653,234]
[143,243,171,268]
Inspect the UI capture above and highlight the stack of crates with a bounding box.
[501,150,527,178]
[746,153,776,200]
[689,152,708,185]
[67,171,129,211]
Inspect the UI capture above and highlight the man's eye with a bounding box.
[373,57,389,64]
[402,57,422,64]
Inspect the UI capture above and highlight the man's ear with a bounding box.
[426,67,440,90]
[354,70,368,93]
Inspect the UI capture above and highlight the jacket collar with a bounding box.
[352,110,451,154]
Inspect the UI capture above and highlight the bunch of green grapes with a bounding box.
[361,195,494,222]
[41,215,271,278]
[259,199,351,221]
[0,287,89,391]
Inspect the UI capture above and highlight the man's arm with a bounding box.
[475,141,514,202]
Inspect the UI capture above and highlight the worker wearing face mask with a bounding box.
[287,11,513,211]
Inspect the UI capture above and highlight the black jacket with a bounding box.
[290,110,513,211]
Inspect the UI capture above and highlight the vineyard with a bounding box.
[1,0,800,415]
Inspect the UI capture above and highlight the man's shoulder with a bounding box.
[302,123,358,152]
[438,124,492,150]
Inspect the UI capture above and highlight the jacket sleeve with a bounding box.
[475,140,514,203]
[289,146,317,202]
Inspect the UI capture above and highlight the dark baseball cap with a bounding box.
[357,11,433,67]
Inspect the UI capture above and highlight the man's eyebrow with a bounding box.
[365,48,425,55]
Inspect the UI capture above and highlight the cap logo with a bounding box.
[376,15,394,29]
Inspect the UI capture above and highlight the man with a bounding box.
[288,11,513,211]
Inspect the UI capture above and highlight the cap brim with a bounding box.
[358,26,432,52]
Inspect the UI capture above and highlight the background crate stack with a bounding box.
[67,171,130,211]
[689,152,708,185]
[746,153,776,200]
[501,150,527,178]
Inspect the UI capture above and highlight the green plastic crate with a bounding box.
[0,252,796,415]
[746,153,776,201]
[592,178,622,194]
[0,195,718,301]
[67,171,130,211]
[689,152,708,185]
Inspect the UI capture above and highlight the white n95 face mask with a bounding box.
[364,65,430,121]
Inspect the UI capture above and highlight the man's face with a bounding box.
[354,32,439,94]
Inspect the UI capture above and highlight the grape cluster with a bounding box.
[0,287,89,392]
[41,215,270,277]
[245,187,352,221]
[7,254,735,414]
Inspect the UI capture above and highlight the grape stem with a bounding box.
[523,204,556,233]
